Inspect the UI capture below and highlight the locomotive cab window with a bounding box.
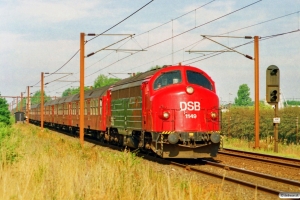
[153,70,182,90]
[186,70,213,91]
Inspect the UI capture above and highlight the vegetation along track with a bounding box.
[39,126,300,197]
[218,148,300,168]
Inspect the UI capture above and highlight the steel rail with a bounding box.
[170,161,282,195]
[219,148,300,168]
[202,160,300,187]
[221,148,300,162]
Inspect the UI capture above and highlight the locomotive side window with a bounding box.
[186,70,213,91]
[154,70,182,90]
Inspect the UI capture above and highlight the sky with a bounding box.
[1,0,300,105]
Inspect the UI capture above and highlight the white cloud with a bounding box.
[0,0,118,24]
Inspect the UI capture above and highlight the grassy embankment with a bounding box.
[223,137,300,159]
[0,123,233,200]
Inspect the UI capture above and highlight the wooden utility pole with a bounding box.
[16,96,19,111]
[80,33,85,146]
[296,116,299,144]
[20,92,23,112]
[27,86,30,124]
[41,72,44,131]
[254,36,260,149]
[274,104,279,152]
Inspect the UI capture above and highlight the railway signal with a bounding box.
[266,65,280,104]
[266,65,280,153]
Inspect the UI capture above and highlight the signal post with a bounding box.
[80,33,85,147]
[266,65,280,153]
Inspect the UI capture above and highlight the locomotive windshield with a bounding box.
[154,70,182,90]
[186,70,213,91]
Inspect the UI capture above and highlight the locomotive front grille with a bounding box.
[153,131,221,145]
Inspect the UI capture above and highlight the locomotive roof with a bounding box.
[112,68,160,89]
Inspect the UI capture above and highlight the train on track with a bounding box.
[29,64,221,158]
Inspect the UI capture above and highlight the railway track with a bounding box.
[218,148,300,168]
[82,133,300,196]
[170,159,300,196]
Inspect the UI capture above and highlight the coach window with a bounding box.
[72,102,76,115]
[186,70,213,91]
[84,101,87,115]
[94,99,97,115]
[64,103,68,115]
[58,104,61,115]
[94,99,98,115]
[90,99,95,115]
[90,100,93,115]
[95,100,98,115]
[99,99,102,115]
[78,103,80,115]
[153,70,182,90]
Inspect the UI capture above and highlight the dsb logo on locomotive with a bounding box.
[180,101,200,111]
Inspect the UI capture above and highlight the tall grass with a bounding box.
[0,124,232,200]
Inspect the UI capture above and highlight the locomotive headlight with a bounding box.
[186,86,194,94]
[210,112,217,120]
[163,111,170,119]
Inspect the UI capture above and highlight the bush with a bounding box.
[222,107,300,144]
[0,124,20,165]
[0,97,11,126]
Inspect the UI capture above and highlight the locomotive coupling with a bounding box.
[210,132,220,143]
[167,133,179,144]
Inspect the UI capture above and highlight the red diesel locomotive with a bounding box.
[29,64,220,158]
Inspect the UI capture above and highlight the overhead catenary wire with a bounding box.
[186,29,300,65]
[48,9,299,95]
[84,0,262,78]
[44,2,299,96]
[29,0,154,88]
[45,0,258,93]
[66,0,219,81]
[201,35,253,60]
[145,0,262,49]
[122,9,300,72]
[135,0,216,37]
[86,0,154,43]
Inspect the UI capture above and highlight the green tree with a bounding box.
[31,91,51,105]
[93,74,120,88]
[150,65,162,70]
[0,95,11,125]
[62,87,79,97]
[61,86,90,97]
[234,84,252,106]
